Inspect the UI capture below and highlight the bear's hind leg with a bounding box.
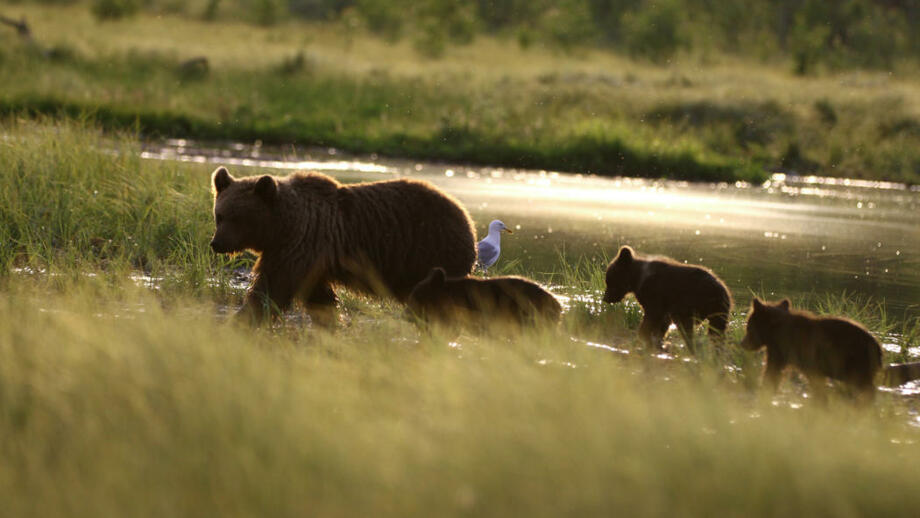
[707,312,729,343]
[239,271,296,325]
[675,315,697,355]
[301,283,339,329]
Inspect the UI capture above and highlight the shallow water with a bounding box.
[145,138,920,320]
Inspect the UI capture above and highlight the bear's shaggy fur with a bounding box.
[741,297,883,398]
[406,267,562,332]
[602,245,732,353]
[210,167,477,324]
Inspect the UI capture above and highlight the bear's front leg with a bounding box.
[300,282,339,329]
[762,351,786,393]
[638,313,669,351]
[238,269,297,326]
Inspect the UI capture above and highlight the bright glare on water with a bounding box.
[146,139,920,319]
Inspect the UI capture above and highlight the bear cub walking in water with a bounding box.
[741,297,883,399]
[407,267,562,332]
[210,166,477,325]
[602,246,732,354]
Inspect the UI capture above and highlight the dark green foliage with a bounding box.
[91,0,138,20]
[879,117,920,139]
[287,0,354,19]
[780,141,820,173]
[646,101,793,148]
[588,0,643,45]
[276,51,313,75]
[623,0,686,63]
[202,0,221,20]
[247,0,281,25]
[356,0,406,41]
[27,0,920,67]
[814,99,838,126]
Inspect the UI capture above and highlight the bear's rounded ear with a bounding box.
[751,297,764,311]
[616,245,634,263]
[778,298,791,311]
[212,166,234,194]
[254,175,277,203]
[428,267,446,287]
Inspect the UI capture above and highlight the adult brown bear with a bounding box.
[209,166,477,325]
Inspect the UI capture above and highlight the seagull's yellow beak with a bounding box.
[503,228,513,234]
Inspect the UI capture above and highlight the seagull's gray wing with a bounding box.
[477,239,500,268]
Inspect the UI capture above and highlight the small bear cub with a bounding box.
[407,267,562,332]
[741,297,883,398]
[602,245,732,354]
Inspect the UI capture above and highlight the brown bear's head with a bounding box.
[602,245,635,304]
[210,166,278,254]
[740,297,790,351]
[405,267,448,323]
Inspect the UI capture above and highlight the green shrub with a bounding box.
[623,0,687,63]
[247,0,281,25]
[91,0,139,21]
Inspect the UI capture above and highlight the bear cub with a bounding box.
[407,267,562,332]
[741,297,883,398]
[602,245,732,354]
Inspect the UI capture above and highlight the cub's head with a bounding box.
[740,297,790,350]
[406,267,449,322]
[210,166,278,254]
[602,245,635,304]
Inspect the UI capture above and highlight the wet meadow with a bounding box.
[3,119,920,517]
[4,1,920,516]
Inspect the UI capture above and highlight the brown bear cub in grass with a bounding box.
[602,245,732,354]
[741,298,883,399]
[210,166,477,325]
[407,267,562,332]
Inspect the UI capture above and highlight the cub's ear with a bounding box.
[616,245,634,263]
[254,175,277,203]
[212,166,234,194]
[778,298,791,311]
[751,297,764,311]
[427,267,447,288]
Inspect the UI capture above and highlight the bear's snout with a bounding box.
[602,290,622,304]
[210,238,230,254]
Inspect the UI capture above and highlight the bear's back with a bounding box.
[814,315,883,374]
[484,276,562,320]
[772,310,882,382]
[636,259,731,317]
[441,275,561,324]
[334,178,477,299]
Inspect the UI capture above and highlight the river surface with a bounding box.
[145,138,920,322]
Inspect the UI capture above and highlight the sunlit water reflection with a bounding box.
[145,138,920,320]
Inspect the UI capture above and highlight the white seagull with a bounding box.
[477,220,513,271]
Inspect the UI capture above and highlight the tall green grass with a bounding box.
[0,119,242,299]
[2,273,920,517]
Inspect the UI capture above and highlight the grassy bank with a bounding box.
[4,5,920,183]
